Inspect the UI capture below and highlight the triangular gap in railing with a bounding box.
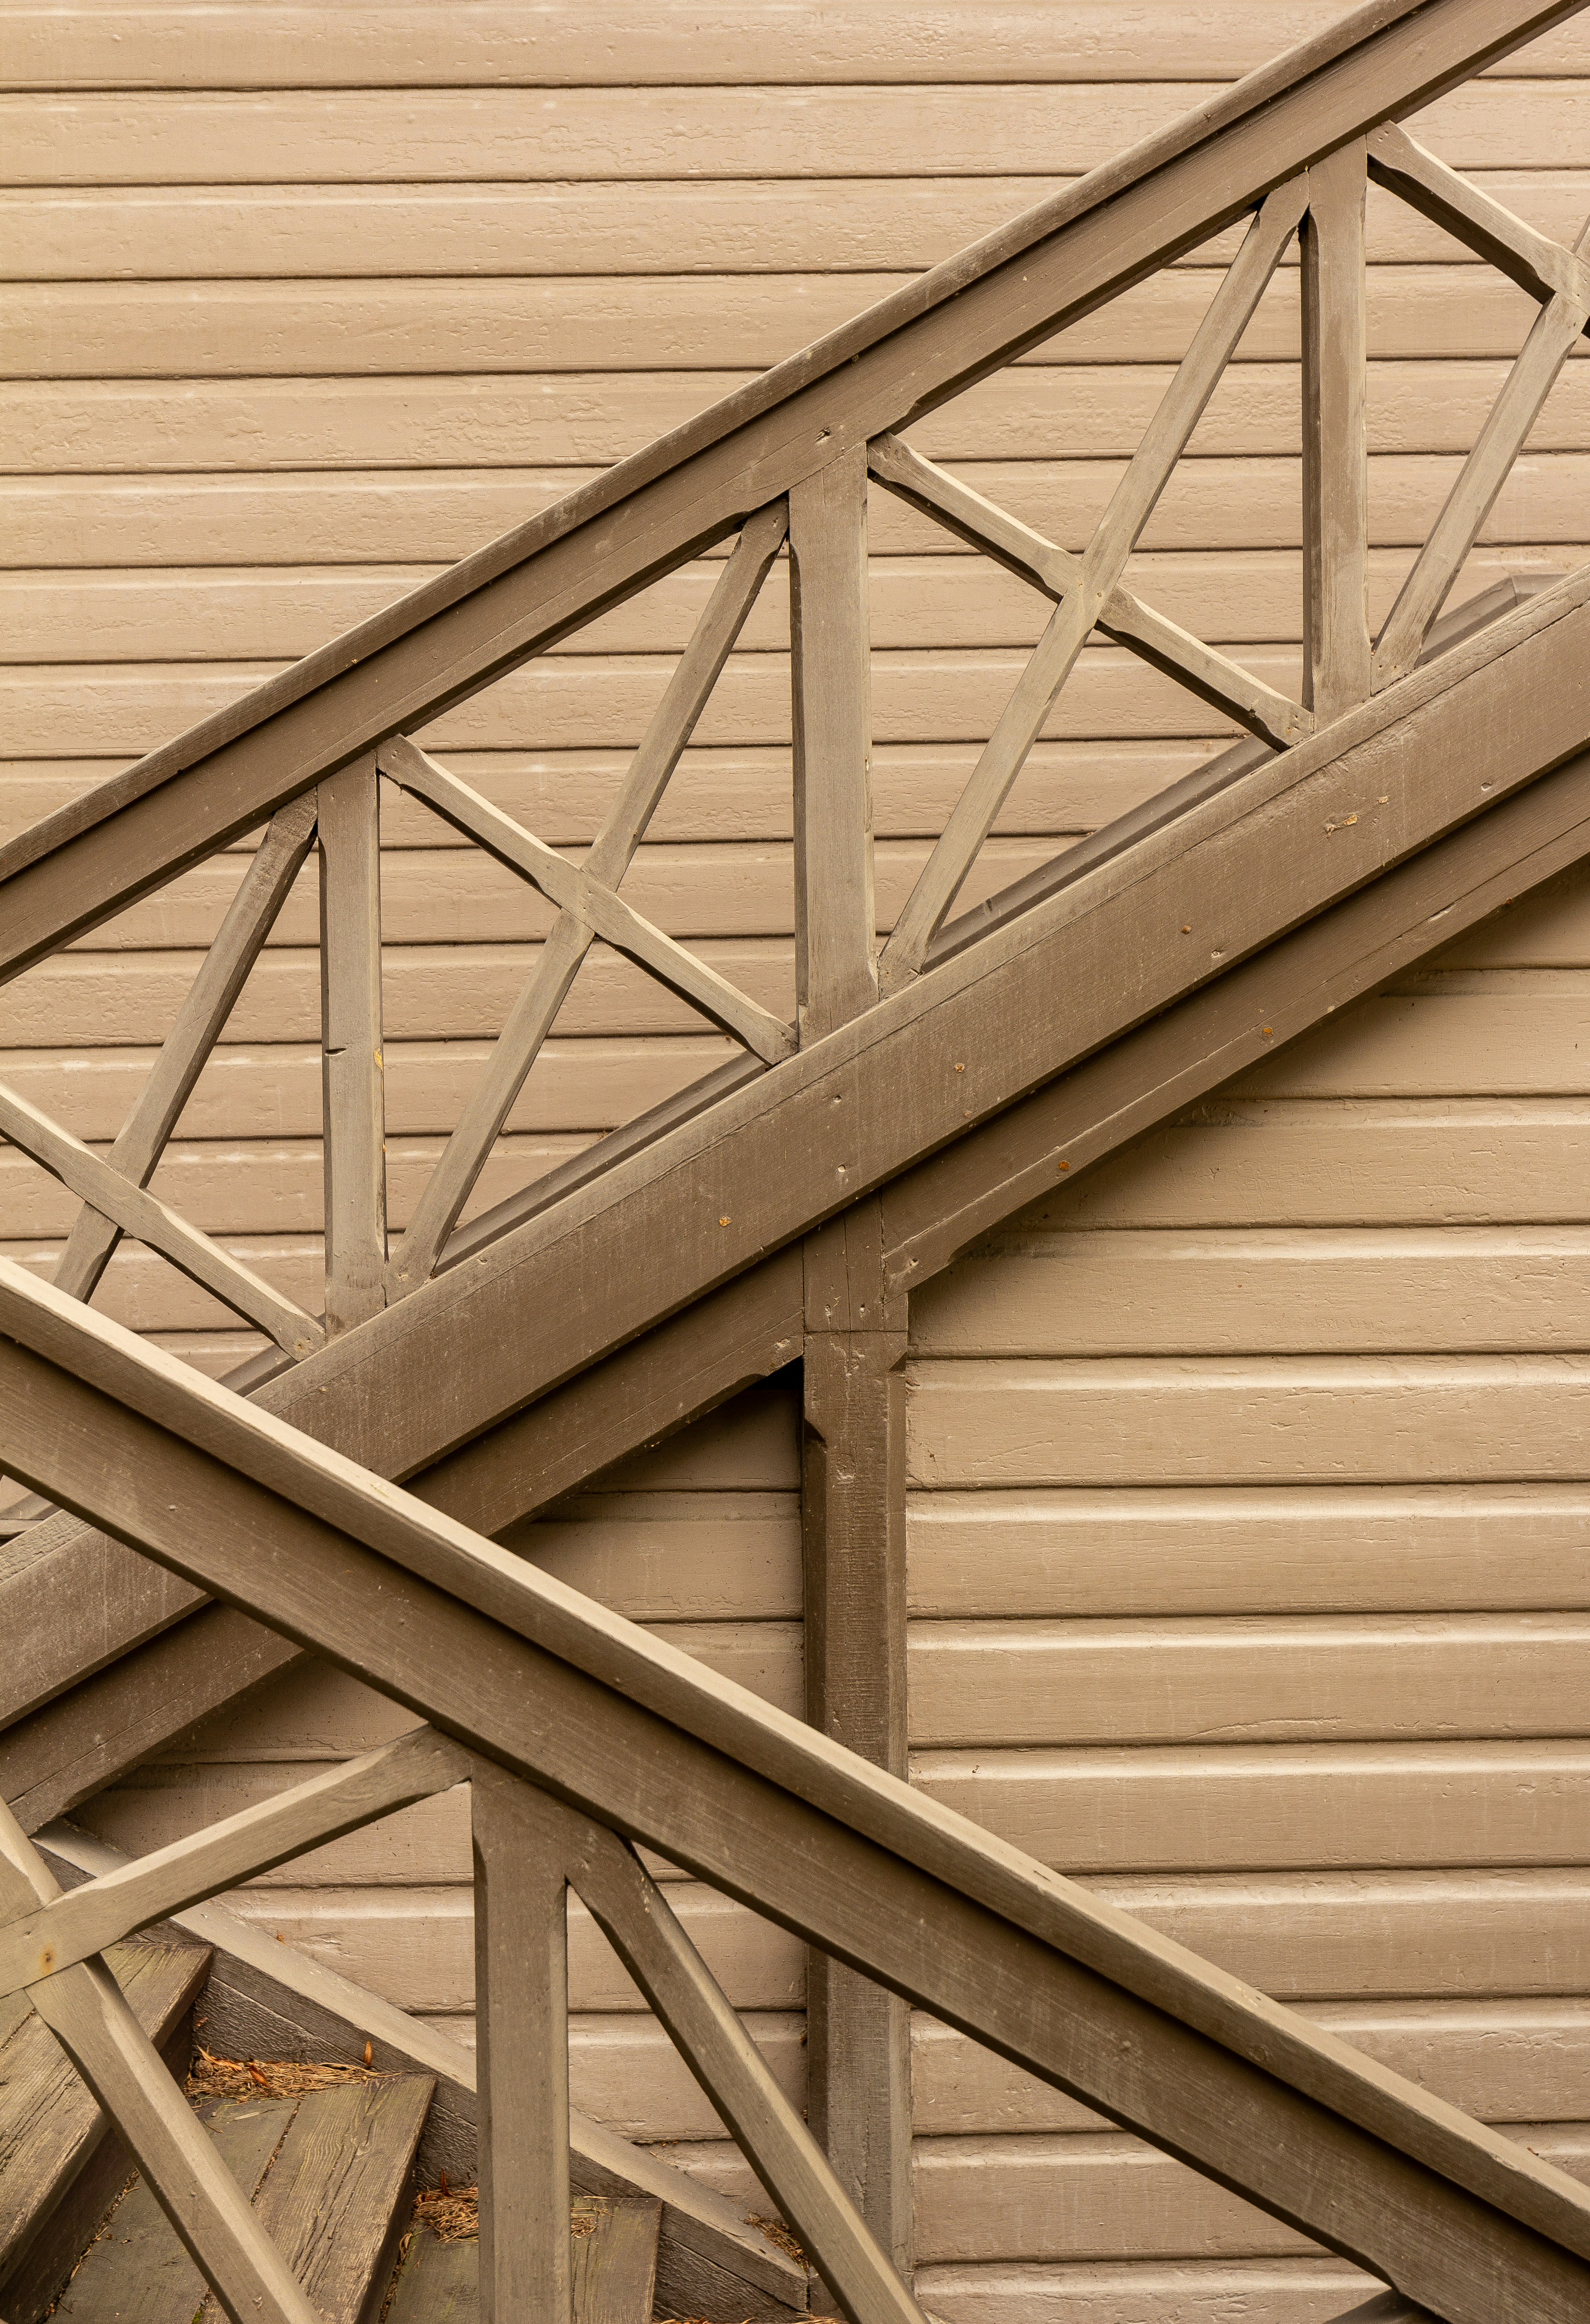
[3,0,1584,981]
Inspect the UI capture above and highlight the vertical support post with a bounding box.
[472,1760,572,2324]
[801,1201,913,2279]
[317,756,386,1335]
[789,443,877,1045]
[1301,137,1372,722]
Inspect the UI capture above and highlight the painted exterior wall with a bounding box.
[5,6,1590,2317]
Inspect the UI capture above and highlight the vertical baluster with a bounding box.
[317,756,386,1335]
[801,1203,913,2277]
[1301,138,1372,721]
[472,1760,572,2324]
[789,443,877,1043]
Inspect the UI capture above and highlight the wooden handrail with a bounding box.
[2,1262,1588,2324]
[0,0,1582,983]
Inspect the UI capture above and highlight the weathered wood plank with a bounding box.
[8,4,1590,93]
[317,757,386,1337]
[1302,140,1372,720]
[802,1208,911,2275]
[789,445,877,1043]
[472,1760,573,2324]
[562,1797,923,2324]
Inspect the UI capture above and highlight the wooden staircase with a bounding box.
[7,3,1590,2320]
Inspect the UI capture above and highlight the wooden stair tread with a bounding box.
[0,1940,209,2310]
[54,2096,294,2321]
[52,2075,433,2324]
[386,2194,662,2324]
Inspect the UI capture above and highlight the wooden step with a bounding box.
[385,2193,662,2323]
[0,1938,209,2322]
[51,2074,433,2324]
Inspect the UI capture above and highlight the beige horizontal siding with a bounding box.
[5,79,1587,182]
[14,363,1590,471]
[8,175,1590,280]
[6,4,1589,91]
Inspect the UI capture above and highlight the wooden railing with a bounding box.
[1,1259,1588,2324]
[4,0,1590,1415]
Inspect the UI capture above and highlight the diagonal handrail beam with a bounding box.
[0,1267,1588,2324]
[1,0,1584,984]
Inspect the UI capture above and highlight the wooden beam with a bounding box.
[1374,277,1590,686]
[801,1208,912,2278]
[471,1760,573,2324]
[2,1286,1588,2324]
[789,445,877,1042]
[52,794,317,1307]
[317,757,387,1337]
[382,739,795,1064]
[248,566,1590,1485]
[1366,121,1590,305]
[4,0,1574,980]
[0,1801,318,2324]
[562,1796,923,2324]
[0,1082,325,1361]
[1302,139,1372,719]
[0,1727,466,1997]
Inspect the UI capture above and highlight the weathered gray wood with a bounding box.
[381,501,788,1292]
[0,1803,318,2324]
[881,177,1306,984]
[801,1208,911,2279]
[471,1759,572,2324]
[1302,138,1372,720]
[0,1726,466,1996]
[0,1940,210,2318]
[1374,274,1590,684]
[0,1079,325,1360]
[35,1823,809,2320]
[51,793,317,1307]
[386,2225,477,2320]
[789,444,877,1043]
[3,1285,1589,2324]
[381,737,795,1064]
[10,0,1561,979]
[317,756,387,1337]
[1366,121,1590,305]
[561,1800,922,2324]
[53,2096,294,2324]
[570,2196,662,2324]
[252,2077,433,2324]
